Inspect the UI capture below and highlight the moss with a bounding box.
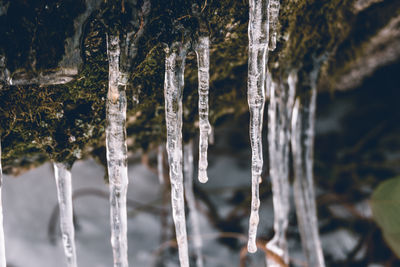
[0,0,398,173]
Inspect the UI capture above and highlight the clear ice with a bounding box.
[53,162,77,267]
[0,141,6,267]
[184,141,204,267]
[195,36,211,184]
[247,0,269,253]
[266,72,295,265]
[106,34,129,267]
[291,77,325,266]
[164,43,190,267]
[268,0,281,51]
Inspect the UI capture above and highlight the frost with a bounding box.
[53,162,77,267]
[164,43,190,267]
[106,34,129,267]
[247,0,269,253]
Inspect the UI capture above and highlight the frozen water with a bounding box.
[247,0,269,253]
[266,72,295,265]
[53,162,77,267]
[106,34,129,267]
[164,43,190,267]
[291,79,325,266]
[184,141,204,267]
[195,36,212,184]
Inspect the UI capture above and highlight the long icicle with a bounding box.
[0,140,6,267]
[53,162,77,267]
[195,36,211,184]
[247,0,269,253]
[184,141,204,267]
[266,72,295,265]
[291,77,325,267]
[164,43,190,267]
[106,34,129,267]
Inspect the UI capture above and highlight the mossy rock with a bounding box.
[0,0,399,173]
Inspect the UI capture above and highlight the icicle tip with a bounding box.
[247,241,257,253]
[198,169,208,183]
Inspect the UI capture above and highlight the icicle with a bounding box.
[0,140,6,267]
[164,43,190,267]
[106,34,129,267]
[53,162,77,267]
[157,144,164,184]
[247,0,269,253]
[268,0,281,51]
[184,141,204,267]
[266,72,295,265]
[195,36,211,184]
[291,77,325,266]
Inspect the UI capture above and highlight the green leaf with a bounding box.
[371,176,400,257]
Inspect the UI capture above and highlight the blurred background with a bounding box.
[3,61,400,267]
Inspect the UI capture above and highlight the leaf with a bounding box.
[371,176,400,257]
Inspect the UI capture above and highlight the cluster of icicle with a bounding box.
[246,0,325,267]
[0,2,326,267]
[162,35,210,267]
[49,33,132,267]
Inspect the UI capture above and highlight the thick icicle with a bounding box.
[106,34,129,267]
[247,0,269,253]
[164,43,190,267]
[0,141,6,267]
[195,36,211,184]
[266,72,295,265]
[53,162,77,267]
[291,79,325,266]
[184,141,204,267]
[268,0,281,51]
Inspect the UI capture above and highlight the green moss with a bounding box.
[0,0,398,173]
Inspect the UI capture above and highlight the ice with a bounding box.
[291,78,325,266]
[268,0,281,51]
[247,0,269,253]
[163,43,190,267]
[195,36,211,184]
[106,34,129,267]
[184,141,204,267]
[53,162,77,267]
[266,72,295,265]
